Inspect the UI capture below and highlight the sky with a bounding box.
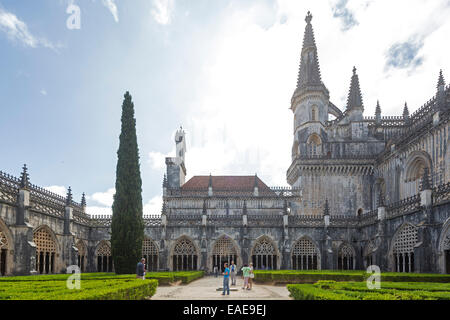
[0,0,449,216]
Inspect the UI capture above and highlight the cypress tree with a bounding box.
[111,91,144,274]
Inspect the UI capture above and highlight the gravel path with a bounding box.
[152,276,292,300]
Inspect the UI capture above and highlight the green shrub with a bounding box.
[287,281,450,300]
[0,278,158,300]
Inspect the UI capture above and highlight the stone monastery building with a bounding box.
[0,12,449,276]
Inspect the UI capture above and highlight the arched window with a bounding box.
[404,152,431,199]
[172,237,198,271]
[364,241,376,268]
[0,230,9,276]
[76,240,87,273]
[307,134,322,157]
[292,238,320,270]
[142,238,159,272]
[392,224,418,273]
[212,236,238,272]
[96,241,113,273]
[251,237,278,270]
[311,106,318,121]
[338,243,355,270]
[34,228,57,274]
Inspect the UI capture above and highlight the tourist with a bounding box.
[248,262,254,290]
[214,265,218,278]
[136,258,146,280]
[241,263,250,290]
[222,262,230,295]
[230,261,237,286]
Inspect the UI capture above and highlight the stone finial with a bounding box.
[420,167,431,191]
[81,193,86,207]
[20,164,30,189]
[403,102,410,121]
[209,174,213,188]
[377,189,385,207]
[283,200,288,214]
[375,100,382,124]
[305,11,312,24]
[437,69,445,89]
[323,199,330,216]
[346,67,364,112]
[66,187,73,206]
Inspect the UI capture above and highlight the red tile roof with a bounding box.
[182,175,272,192]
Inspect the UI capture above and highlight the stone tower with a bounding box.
[289,11,330,176]
[165,127,187,188]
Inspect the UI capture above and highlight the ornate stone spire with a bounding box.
[437,69,445,89]
[162,174,168,188]
[296,11,324,91]
[346,67,364,112]
[403,102,410,123]
[20,164,30,189]
[375,100,382,124]
[66,187,73,206]
[81,192,86,207]
[420,167,431,191]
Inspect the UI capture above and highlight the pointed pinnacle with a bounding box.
[375,100,381,115]
[346,67,364,111]
[403,102,410,118]
[305,11,312,24]
[437,69,445,89]
[20,164,30,189]
[81,192,86,207]
[66,187,73,206]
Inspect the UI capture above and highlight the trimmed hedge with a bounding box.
[0,278,158,300]
[287,280,450,300]
[0,271,205,285]
[254,270,450,284]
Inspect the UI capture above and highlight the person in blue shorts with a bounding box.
[221,262,230,295]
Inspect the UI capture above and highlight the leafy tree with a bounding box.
[111,91,144,274]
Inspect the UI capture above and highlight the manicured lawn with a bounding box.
[253,270,450,284]
[287,280,450,300]
[0,271,204,300]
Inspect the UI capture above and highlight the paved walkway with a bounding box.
[152,276,292,300]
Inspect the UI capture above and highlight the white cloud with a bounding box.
[40,89,47,96]
[144,196,163,215]
[44,185,67,197]
[102,0,119,22]
[90,187,115,207]
[148,149,174,170]
[0,7,59,51]
[151,0,174,25]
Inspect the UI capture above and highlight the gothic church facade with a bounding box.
[0,12,449,276]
